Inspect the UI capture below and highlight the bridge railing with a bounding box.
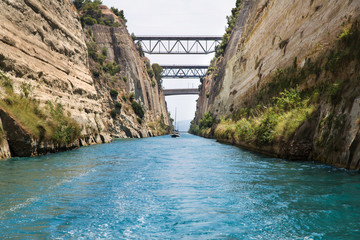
[135,36,222,54]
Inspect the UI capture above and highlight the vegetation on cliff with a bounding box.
[215,0,243,58]
[74,0,126,27]
[0,71,81,144]
[152,63,163,90]
[213,88,315,145]
[148,114,172,136]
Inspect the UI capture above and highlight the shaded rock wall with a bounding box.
[88,14,170,138]
[194,0,360,169]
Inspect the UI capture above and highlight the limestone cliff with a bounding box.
[0,0,170,159]
[193,0,360,170]
[85,6,170,138]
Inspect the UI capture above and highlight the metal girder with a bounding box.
[161,65,208,78]
[135,36,222,54]
[163,88,200,96]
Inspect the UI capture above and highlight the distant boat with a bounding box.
[171,108,180,138]
[170,131,180,138]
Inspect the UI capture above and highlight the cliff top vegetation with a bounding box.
[73,0,127,27]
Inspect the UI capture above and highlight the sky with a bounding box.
[102,0,236,130]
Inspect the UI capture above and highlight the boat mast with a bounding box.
[174,107,177,131]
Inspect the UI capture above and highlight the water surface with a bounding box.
[0,134,360,239]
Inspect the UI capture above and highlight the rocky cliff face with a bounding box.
[86,7,170,138]
[193,0,360,170]
[0,0,170,159]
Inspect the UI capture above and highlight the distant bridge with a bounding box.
[135,35,222,54]
[161,65,208,78]
[163,88,200,96]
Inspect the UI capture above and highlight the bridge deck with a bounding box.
[136,35,222,40]
[163,88,200,96]
[160,65,209,69]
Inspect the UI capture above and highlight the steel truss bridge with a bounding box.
[160,65,209,79]
[135,35,222,54]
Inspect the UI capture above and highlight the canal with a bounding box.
[0,134,360,239]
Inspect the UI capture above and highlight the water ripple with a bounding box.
[0,134,360,239]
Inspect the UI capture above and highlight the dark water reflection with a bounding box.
[0,134,359,239]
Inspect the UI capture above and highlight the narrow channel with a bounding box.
[1,134,360,239]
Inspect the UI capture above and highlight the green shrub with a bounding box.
[0,71,13,93]
[131,101,144,119]
[137,117,142,124]
[101,46,108,56]
[147,68,154,79]
[122,76,127,82]
[151,80,156,88]
[53,123,81,144]
[77,1,126,27]
[81,16,97,25]
[274,87,303,112]
[199,112,214,130]
[115,101,122,110]
[110,89,118,98]
[110,109,117,119]
[73,0,85,10]
[189,123,200,134]
[79,1,102,26]
[235,118,255,142]
[91,68,100,77]
[86,41,98,59]
[122,95,127,102]
[96,54,106,65]
[103,61,121,76]
[110,7,127,23]
[152,63,163,89]
[339,28,352,41]
[255,111,278,145]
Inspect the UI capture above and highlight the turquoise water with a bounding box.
[0,134,360,239]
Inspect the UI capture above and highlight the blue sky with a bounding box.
[101,0,236,129]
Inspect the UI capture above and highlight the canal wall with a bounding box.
[0,0,171,159]
[192,0,360,169]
